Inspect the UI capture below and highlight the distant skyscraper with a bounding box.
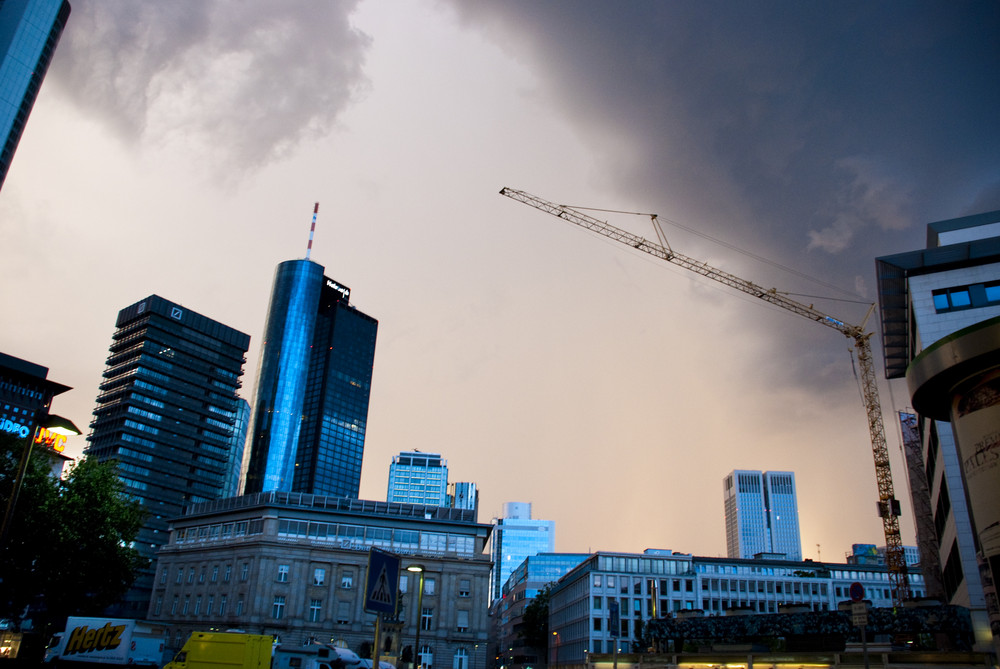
[0,0,70,190]
[86,295,250,615]
[221,398,250,498]
[242,259,377,497]
[449,481,479,516]
[490,502,556,602]
[387,450,448,506]
[724,470,802,561]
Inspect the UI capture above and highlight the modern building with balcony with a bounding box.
[547,549,927,665]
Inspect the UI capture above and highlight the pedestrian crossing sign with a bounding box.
[364,547,401,615]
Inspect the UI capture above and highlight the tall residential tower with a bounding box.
[242,259,377,497]
[86,295,250,615]
[724,470,802,561]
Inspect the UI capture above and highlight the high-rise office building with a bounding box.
[0,0,70,190]
[876,209,1000,648]
[387,450,449,506]
[242,259,377,497]
[86,295,250,615]
[449,481,479,515]
[490,502,555,602]
[724,470,802,561]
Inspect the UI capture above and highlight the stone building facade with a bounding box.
[149,491,493,669]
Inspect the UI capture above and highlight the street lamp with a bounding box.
[0,413,81,547]
[407,565,425,669]
[551,631,559,668]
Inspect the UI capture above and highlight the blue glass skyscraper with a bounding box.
[0,0,70,190]
[723,469,802,561]
[242,258,377,497]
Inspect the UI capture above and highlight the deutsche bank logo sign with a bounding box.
[364,548,400,615]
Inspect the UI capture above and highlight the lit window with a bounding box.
[314,568,326,586]
[277,564,289,582]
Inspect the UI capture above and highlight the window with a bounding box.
[236,597,244,616]
[314,568,326,586]
[593,617,603,631]
[606,576,615,588]
[424,577,436,595]
[207,596,214,616]
[224,564,232,582]
[219,595,227,616]
[194,596,202,615]
[342,572,354,589]
[453,649,468,669]
[241,562,250,581]
[272,595,286,619]
[458,579,470,597]
[277,564,290,582]
[421,607,434,631]
[183,596,190,615]
[933,281,1000,313]
[456,610,469,632]
[175,568,183,584]
[159,569,167,585]
[309,598,323,622]
[212,566,219,582]
[337,601,351,625]
[187,568,195,584]
[418,644,433,669]
[593,596,602,610]
[171,597,178,615]
[154,596,163,615]
[593,574,602,587]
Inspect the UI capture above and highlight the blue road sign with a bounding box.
[364,548,400,615]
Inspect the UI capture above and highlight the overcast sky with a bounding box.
[3,0,998,561]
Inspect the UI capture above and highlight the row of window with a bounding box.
[933,280,1000,313]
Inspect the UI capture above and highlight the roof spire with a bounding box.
[305,202,319,260]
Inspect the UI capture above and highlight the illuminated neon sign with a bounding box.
[1,419,31,439]
[35,427,67,453]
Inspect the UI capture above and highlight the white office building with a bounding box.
[724,470,802,561]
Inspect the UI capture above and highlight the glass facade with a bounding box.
[724,470,802,561]
[243,260,377,497]
[86,295,250,615]
[490,514,556,601]
[388,450,449,506]
[0,0,70,189]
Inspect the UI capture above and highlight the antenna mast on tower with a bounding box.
[305,202,319,260]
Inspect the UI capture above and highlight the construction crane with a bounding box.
[499,186,911,605]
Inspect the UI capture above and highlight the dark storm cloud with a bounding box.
[50,1,371,171]
[449,1,1000,273]
[448,0,1000,391]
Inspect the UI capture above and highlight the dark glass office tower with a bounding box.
[0,0,70,190]
[86,295,250,615]
[243,259,377,497]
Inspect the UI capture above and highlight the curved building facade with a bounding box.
[242,259,377,497]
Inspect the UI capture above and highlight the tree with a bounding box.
[0,434,147,630]
[519,583,553,652]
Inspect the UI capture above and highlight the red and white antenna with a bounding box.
[305,202,319,260]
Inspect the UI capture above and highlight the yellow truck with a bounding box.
[164,632,359,669]
[163,632,273,669]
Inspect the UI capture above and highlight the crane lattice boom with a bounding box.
[500,186,911,605]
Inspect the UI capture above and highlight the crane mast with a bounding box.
[500,186,911,605]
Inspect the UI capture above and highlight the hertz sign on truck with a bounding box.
[45,617,165,666]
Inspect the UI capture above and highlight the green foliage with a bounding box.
[0,434,147,630]
[519,583,553,651]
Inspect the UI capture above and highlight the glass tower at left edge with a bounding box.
[86,295,250,616]
[242,258,378,498]
[0,0,70,190]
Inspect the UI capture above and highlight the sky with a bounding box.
[2,0,999,562]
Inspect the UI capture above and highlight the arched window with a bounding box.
[419,645,434,669]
